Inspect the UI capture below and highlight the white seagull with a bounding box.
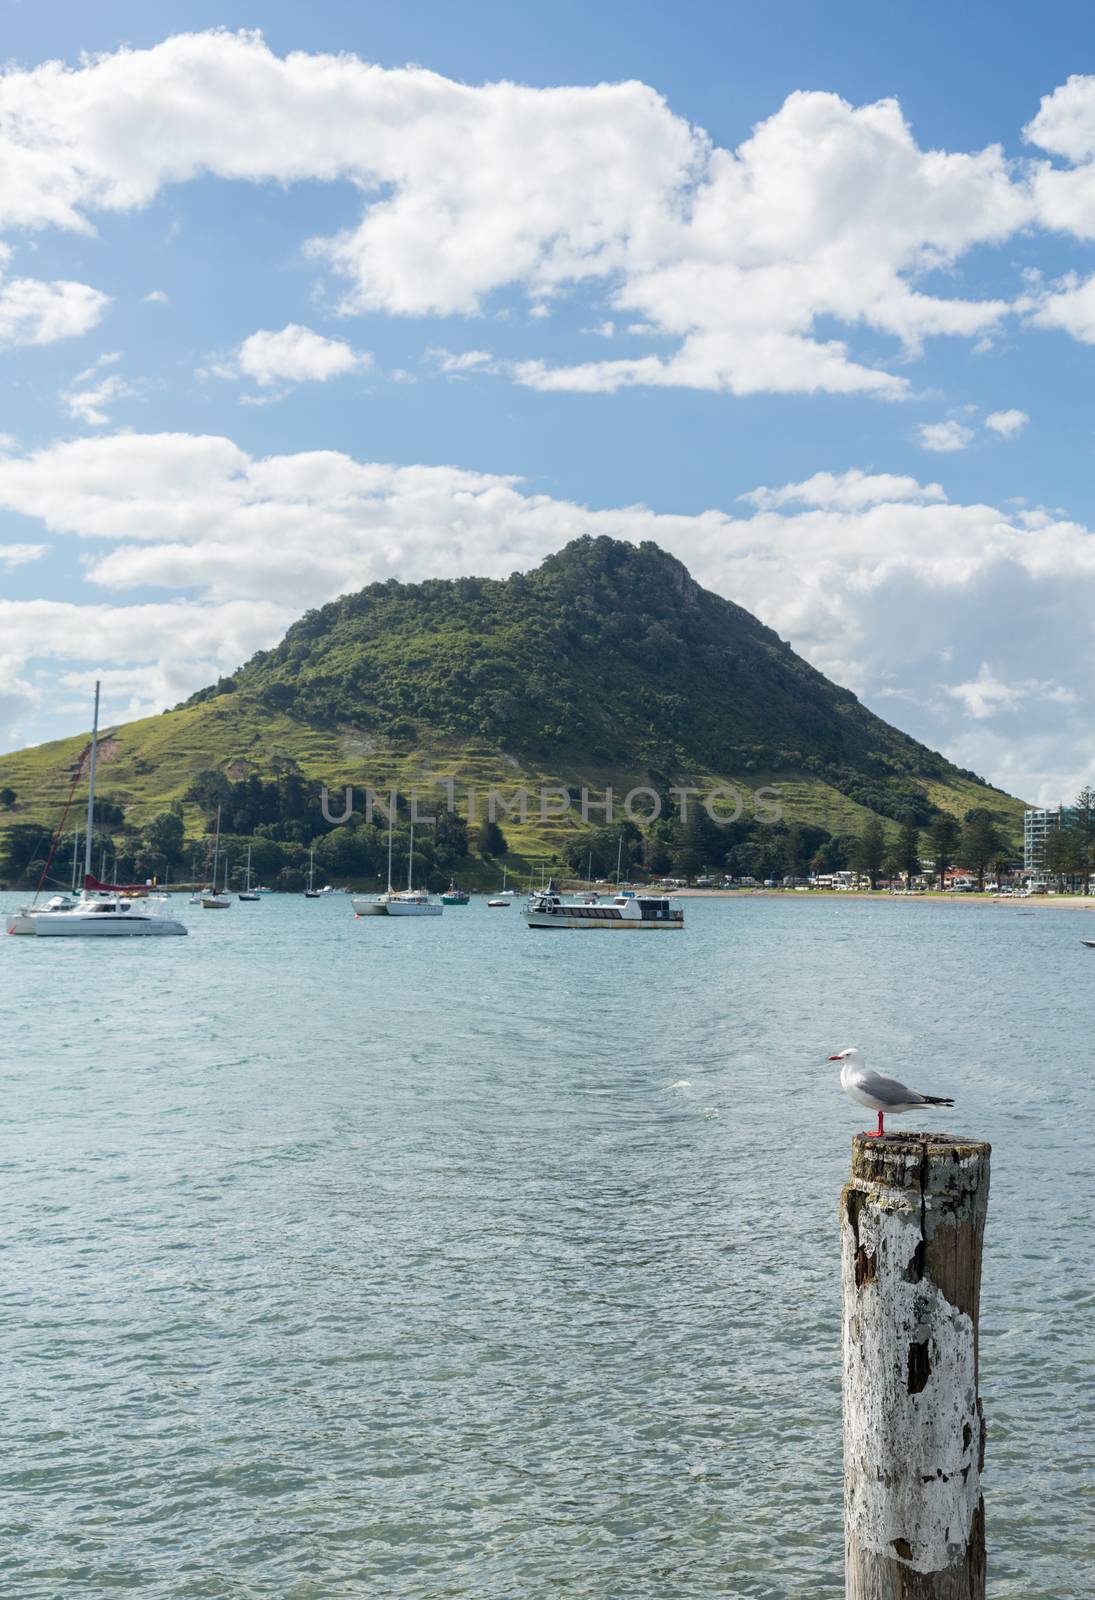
[828,1047,954,1137]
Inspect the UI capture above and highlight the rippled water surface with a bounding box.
[1,893,1092,1598]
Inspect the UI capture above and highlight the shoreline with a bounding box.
[667,888,1095,909]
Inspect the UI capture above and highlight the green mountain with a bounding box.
[0,536,1023,883]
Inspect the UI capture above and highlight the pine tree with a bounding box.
[895,814,920,885]
[928,814,961,891]
[476,819,507,859]
[960,810,1004,892]
[849,816,886,888]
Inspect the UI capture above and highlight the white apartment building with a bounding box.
[1023,807,1062,872]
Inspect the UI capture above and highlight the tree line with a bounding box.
[1041,787,1095,891]
[559,805,1015,890]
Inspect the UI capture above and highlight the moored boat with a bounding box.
[34,892,188,937]
[523,884,683,930]
[384,818,442,916]
[440,881,469,905]
[201,806,231,908]
[6,682,187,939]
[353,807,396,915]
[238,845,260,901]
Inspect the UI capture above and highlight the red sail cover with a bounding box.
[83,874,153,896]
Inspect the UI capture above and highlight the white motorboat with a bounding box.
[34,892,187,937]
[385,818,442,916]
[387,892,443,916]
[523,884,683,930]
[486,897,510,908]
[201,806,231,908]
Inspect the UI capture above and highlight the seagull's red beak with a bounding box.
[828,1054,842,1061]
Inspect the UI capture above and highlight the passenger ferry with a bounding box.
[523,884,683,930]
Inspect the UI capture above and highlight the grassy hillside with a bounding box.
[0,536,1025,883]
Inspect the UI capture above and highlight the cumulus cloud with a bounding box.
[0,543,47,570]
[0,653,40,745]
[234,323,372,387]
[0,245,108,346]
[917,420,974,453]
[0,31,1048,395]
[143,289,169,304]
[1025,270,1095,342]
[944,663,1077,718]
[61,355,134,426]
[2,430,1095,797]
[741,469,946,512]
[427,347,498,376]
[985,408,1029,437]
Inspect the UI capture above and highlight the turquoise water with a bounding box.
[1,894,1091,1598]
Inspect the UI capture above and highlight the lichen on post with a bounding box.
[841,1132,990,1600]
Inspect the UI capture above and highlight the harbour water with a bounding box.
[1,895,1091,1598]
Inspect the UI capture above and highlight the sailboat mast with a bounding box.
[82,680,100,883]
[615,835,623,886]
[386,797,394,892]
[407,818,414,892]
[71,829,80,892]
[211,804,221,886]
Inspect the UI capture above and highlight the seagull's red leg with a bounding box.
[866,1111,885,1138]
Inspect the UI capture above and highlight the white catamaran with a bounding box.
[352,802,397,915]
[8,683,187,937]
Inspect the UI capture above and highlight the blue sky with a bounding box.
[1,2,1094,800]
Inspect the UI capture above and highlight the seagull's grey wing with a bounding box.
[854,1067,926,1106]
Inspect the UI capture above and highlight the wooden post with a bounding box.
[841,1133,990,1600]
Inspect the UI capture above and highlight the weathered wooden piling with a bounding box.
[841,1133,990,1600]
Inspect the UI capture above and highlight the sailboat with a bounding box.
[238,844,260,901]
[304,847,322,897]
[11,682,187,936]
[499,864,517,895]
[386,817,443,916]
[201,806,231,908]
[352,803,397,915]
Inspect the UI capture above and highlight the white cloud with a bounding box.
[0,653,40,745]
[944,663,1077,719]
[234,323,372,387]
[917,420,974,453]
[0,245,108,346]
[1025,271,1095,343]
[0,543,47,569]
[427,347,498,375]
[984,408,1029,437]
[741,469,946,512]
[61,369,134,426]
[143,289,169,304]
[0,32,1042,395]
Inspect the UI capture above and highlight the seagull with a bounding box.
[828,1047,954,1137]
